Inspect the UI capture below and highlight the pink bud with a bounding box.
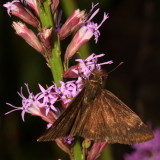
[55,139,71,153]
[63,64,79,78]
[12,21,44,54]
[51,0,59,14]
[64,26,93,60]
[87,142,108,160]
[3,1,39,27]
[24,0,39,17]
[59,9,86,40]
[39,27,53,52]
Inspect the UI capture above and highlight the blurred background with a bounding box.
[0,0,160,160]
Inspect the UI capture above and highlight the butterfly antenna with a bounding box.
[108,62,124,75]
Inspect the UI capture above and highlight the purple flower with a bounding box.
[6,84,57,123]
[3,0,20,16]
[6,53,112,120]
[55,10,62,33]
[60,53,112,108]
[63,137,74,145]
[64,3,109,60]
[57,79,82,107]
[63,53,112,79]
[37,84,59,115]
[85,3,109,43]
[124,128,160,160]
[73,53,113,79]
[3,0,39,27]
[6,84,39,121]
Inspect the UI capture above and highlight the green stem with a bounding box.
[50,41,63,86]
[73,138,85,160]
[43,0,53,27]
[101,144,113,160]
[37,0,53,28]
[37,0,47,26]
[37,1,63,85]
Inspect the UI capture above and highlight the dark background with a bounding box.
[0,0,160,160]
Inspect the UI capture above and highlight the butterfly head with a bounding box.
[89,70,106,85]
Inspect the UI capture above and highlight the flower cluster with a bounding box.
[124,128,160,160]
[3,0,111,159]
[6,53,112,156]
[3,1,108,63]
[6,53,112,123]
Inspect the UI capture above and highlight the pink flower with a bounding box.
[51,0,59,14]
[64,53,113,79]
[87,142,108,160]
[3,0,39,27]
[23,0,39,17]
[5,84,57,123]
[12,21,44,54]
[64,6,108,60]
[59,9,86,40]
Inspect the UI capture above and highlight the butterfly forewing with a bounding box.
[37,89,86,141]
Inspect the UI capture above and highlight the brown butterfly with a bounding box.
[38,70,154,144]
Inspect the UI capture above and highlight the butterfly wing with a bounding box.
[38,87,153,144]
[37,89,86,141]
[75,89,154,144]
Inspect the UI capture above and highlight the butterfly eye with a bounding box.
[89,73,95,80]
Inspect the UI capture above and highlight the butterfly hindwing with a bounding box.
[75,89,153,144]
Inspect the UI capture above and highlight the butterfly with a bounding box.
[38,70,154,144]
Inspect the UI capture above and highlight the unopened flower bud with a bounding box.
[63,64,79,78]
[59,9,86,40]
[51,0,59,14]
[12,21,44,54]
[87,142,108,160]
[24,0,39,17]
[64,12,108,60]
[55,139,71,153]
[64,26,93,60]
[3,1,39,27]
[39,27,53,52]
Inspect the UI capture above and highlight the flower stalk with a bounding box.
[43,0,53,27]
[50,39,63,86]
[37,0,63,85]
[73,138,85,160]
[37,0,53,28]
[4,0,111,159]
